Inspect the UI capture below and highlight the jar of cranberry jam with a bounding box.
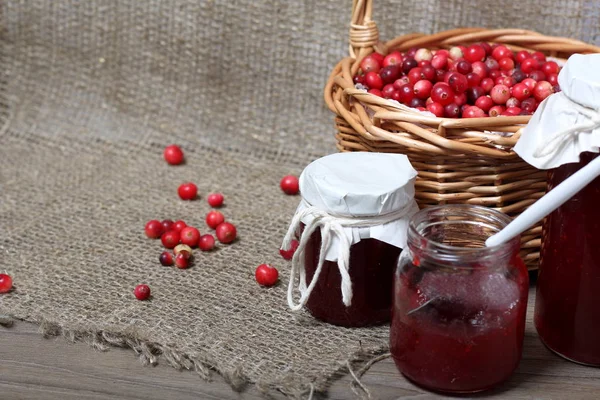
[535,152,600,365]
[282,152,419,327]
[512,54,600,366]
[391,205,529,393]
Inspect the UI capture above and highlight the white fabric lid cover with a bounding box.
[295,152,419,261]
[514,53,600,170]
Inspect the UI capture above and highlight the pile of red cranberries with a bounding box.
[354,43,561,118]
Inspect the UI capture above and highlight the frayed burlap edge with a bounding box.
[2,315,390,399]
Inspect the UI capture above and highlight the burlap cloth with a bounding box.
[1,1,598,398]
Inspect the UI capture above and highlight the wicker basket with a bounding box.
[324,0,600,270]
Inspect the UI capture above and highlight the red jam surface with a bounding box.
[391,257,529,393]
[535,152,600,365]
[303,227,401,327]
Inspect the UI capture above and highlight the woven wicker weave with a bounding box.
[324,0,600,270]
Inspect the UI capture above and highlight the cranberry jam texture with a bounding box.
[391,205,529,393]
[535,152,600,365]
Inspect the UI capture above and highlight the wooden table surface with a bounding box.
[1,286,600,400]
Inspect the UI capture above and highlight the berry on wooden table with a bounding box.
[178,182,198,200]
[134,284,151,301]
[216,222,237,244]
[0,274,13,294]
[206,211,225,229]
[163,145,184,165]
[207,193,224,208]
[144,220,164,239]
[280,175,299,195]
[255,264,279,287]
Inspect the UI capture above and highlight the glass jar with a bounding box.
[535,152,600,366]
[304,227,402,327]
[391,205,529,393]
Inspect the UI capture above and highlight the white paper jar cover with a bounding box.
[291,152,419,261]
[515,53,600,170]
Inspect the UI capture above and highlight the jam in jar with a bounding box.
[535,152,600,365]
[391,205,529,393]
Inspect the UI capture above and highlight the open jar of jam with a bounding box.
[391,205,529,393]
[535,152,600,365]
[282,152,419,327]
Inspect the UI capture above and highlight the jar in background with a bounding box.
[391,205,529,393]
[535,152,600,365]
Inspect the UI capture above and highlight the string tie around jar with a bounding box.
[533,96,600,159]
[282,199,414,311]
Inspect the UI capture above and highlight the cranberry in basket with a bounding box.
[281,152,419,327]
[391,205,529,393]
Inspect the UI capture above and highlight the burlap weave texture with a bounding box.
[1,0,598,397]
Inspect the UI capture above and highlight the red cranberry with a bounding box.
[512,69,527,83]
[161,230,181,249]
[520,58,539,74]
[401,57,418,74]
[421,65,436,81]
[480,78,494,93]
[492,45,513,61]
[444,103,461,118]
[431,53,448,70]
[206,211,225,229]
[447,73,468,94]
[368,89,383,97]
[216,222,237,244]
[0,274,13,294]
[382,84,396,98]
[414,80,433,99]
[488,70,502,80]
[515,50,531,64]
[504,106,522,115]
[360,55,381,73]
[529,70,547,82]
[475,95,494,112]
[255,264,279,287]
[418,60,431,68]
[533,81,554,102]
[364,71,383,90]
[466,72,482,88]
[499,57,515,71]
[506,97,521,108]
[480,42,493,56]
[173,220,187,232]
[280,239,300,260]
[435,68,447,82]
[426,102,445,117]
[175,253,190,269]
[390,90,402,102]
[431,83,455,106]
[380,65,402,85]
[207,193,224,208]
[198,234,216,251]
[178,182,198,201]
[542,61,560,76]
[471,61,488,78]
[455,60,472,75]
[522,78,537,91]
[393,76,410,89]
[134,284,151,300]
[512,83,531,101]
[490,84,511,104]
[353,74,365,85]
[383,51,403,67]
[547,73,559,86]
[501,76,517,88]
[408,67,424,84]
[159,251,174,266]
[454,92,467,106]
[485,57,500,71]
[465,44,486,63]
[280,175,299,195]
[531,51,547,62]
[161,219,174,232]
[397,84,415,103]
[521,97,537,113]
[462,106,486,118]
[180,226,200,247]
[489,105,505,117]
[163,145,184,165]
[144,220,164,239]
[435,49,450,57]
[406,47,418,58]
[466,86,486,104]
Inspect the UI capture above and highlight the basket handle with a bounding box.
[349,0,382,59]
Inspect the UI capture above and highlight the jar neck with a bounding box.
[407,205,520,269]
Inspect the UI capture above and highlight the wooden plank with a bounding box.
[1,287,600,399]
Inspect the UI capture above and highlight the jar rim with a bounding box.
[407,204,520,267]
